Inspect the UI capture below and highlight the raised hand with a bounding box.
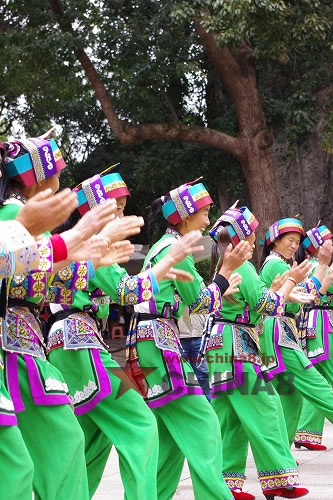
[59,199,117,253]
[167,230,204,266]
[288,260,313,284]
[219,241,252,279]
[288,287,315,304]
[16,188,77,236]
[318,239,333,267]
[270,271,289,292]
[224,272,242,296]
[99,216,144,244]
[97,240,135,267]
[67,235,108,263]
[69,199,117,240]
[163,268,194,282]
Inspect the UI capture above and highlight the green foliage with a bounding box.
[0,0,332,239]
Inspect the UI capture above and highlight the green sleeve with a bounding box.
[89,264,127,302]
[0,203,21,221]
[156,246,204,307]
[260,259,290,287]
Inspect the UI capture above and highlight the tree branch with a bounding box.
[49,0,240,157]
[193,18,266,136]
[160,89,179,124]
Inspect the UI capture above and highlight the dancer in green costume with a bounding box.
[128,180,253,500]
[202,204,312,500]
[293,224,333,451]
[45,169,204,500]
[260,218,333,451]
[0,133,116,500]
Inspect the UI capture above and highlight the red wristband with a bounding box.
[50,234,68,263]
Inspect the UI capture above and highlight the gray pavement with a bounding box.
[94,420,332,499]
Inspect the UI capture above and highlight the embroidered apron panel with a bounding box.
[1,307,45,359]
[63,312,106,350]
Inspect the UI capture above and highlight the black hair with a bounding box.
[209,226,233,284]
[148,194,171,245]
[0,144,13,206]
[295,245,306,265]
[259,240,274,268]
[0,142,26,206]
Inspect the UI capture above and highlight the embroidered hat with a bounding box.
[302,223,333,254]
[209,201,259,244]
[74,166,130,216]
[161,177,213,225]
[3,130,66,187]
[265,218,305,246]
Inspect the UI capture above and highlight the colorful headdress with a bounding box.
[162,177,213,225]
[209,201,259,244]
[302,223,333,254]
[74,164,130,216]
[265,218,305,246]
[3,129,66,187]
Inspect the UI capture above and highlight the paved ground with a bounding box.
[93,413,332,499]
[95,342,332,499]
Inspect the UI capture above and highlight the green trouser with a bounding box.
[0,425,34,499]
[210,361,298,493]
[16,357,89,500]
[152,394,232,500]
[273,347,333,446]
[132,337,232,500]
[295,339,333,445]
[74,351,159,500]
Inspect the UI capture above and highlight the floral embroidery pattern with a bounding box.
[258,468,299,491]
[255,289,284,316]
[117,272,153,306]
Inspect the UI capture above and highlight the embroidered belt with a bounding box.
[198,314,261,366]
[127,313,180,355]
[46,311,107,353]
[1,306,46,359]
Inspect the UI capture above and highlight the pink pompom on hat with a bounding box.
[161,177,213,225]
[209,201,259,245]
[3,128,66,187]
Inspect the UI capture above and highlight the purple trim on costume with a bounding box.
[0,413,18,426]
[178,188,196,217]
[147,350,203,409]
[137,272,154,304]
[74,349,112,416]
[310,310,330,365]
[253,363,274,382]
[89,175,108,207]
[265,322,287,378]
[30,138,57,178]
[312,227,324,247]
[148,300,158,315]
[24,355,71,406]
[225,209,253,239]
[6,353,25,412]
[211,360,244,397]
[242,308,249,323]
[27,273,47,297]
[35,139,57,177]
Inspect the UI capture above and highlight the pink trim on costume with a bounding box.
[74,350,112,416]
[147,350,203,409]
[6,353,25,412]
[309,310,330,365]
[211,360,244,397]
[24,355,71,406]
